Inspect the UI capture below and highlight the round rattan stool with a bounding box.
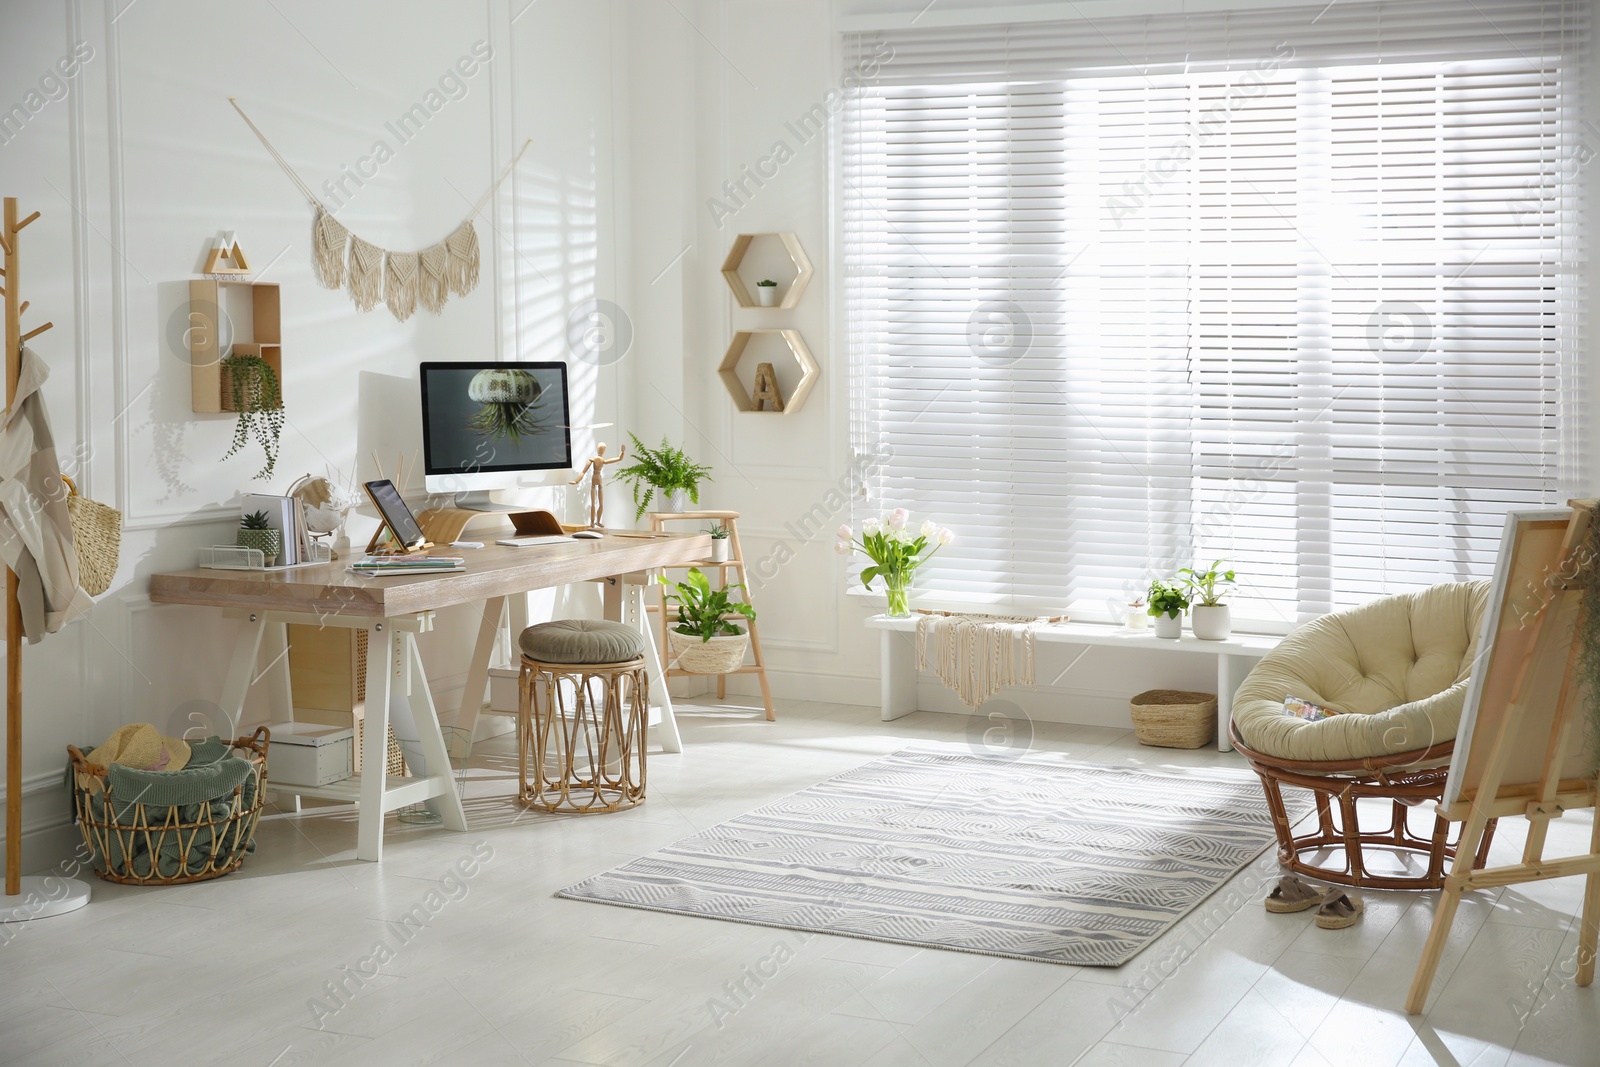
[516,620,649,814]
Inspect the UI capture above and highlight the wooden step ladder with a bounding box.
[646,510,775,721]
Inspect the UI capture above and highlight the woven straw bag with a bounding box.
[62,476,121,596]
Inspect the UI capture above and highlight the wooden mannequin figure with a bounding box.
[569,442,626,528]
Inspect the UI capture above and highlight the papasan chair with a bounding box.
[1229,581,1498,890]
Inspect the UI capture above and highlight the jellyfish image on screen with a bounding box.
[467,367,545,442]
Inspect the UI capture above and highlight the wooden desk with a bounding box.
[151,532,711,860]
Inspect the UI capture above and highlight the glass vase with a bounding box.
[883,569,913,618]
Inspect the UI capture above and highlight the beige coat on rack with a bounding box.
[0,347,91,639]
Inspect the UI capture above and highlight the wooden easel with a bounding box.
[1406,500,1600,1013]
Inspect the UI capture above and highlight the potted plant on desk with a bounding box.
[1180,560,1236,640]
[1147,579,1189,639]
[616,433,713,520]
[660,567,756,674]
[237,510,280,567]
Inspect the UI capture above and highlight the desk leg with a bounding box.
[358,623,394,862]
[260,620,300,811]
[881,629,918,722]
[628,581,681,754]
[219,614,268,731]
[404,632,468,832]
[457,596,506,740]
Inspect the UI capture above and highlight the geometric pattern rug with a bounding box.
[558,748,1311,966]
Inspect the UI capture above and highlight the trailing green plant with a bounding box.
[659,567,756,642]
[1178,560,1236,606]
[706,523,730,540]
[616,433,713,520]
[240,509,271,530]
[221,354,284,481]
[1147,579,1190,618]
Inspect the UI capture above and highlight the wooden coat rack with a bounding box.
[1,196,89,919]
[1406,500,1600,1012]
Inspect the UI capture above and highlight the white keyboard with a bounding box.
[496,534,573,547]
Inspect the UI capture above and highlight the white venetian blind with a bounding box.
[843,0,1587,627]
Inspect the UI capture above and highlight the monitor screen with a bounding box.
[419,361,573,479]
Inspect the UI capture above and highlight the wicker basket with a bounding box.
[668,630,749,674]
[1130,689,1218,749]
[67,727,269,886]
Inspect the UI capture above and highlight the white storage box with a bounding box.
[268,722,354,786]
[488,667,519,714]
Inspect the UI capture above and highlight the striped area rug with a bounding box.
[558,748,1307,966]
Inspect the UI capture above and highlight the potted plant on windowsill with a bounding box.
[616,433,714,520]
[1147,579,1189,639]
[236,509,280,567]
[1179,560,1236,640]
[755,278,779,306]
[660,567,756,674]
[706,523,731,563]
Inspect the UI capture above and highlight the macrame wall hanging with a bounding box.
[915,610,1068,710]
[231,98,523,323]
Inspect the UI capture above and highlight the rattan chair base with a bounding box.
[1229,722,1497,891]
[517,655,648,814]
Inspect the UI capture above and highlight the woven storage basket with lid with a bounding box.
[1130,689,1218,749]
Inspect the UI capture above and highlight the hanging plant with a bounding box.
[467,367,545,441]
[221,354,284,481]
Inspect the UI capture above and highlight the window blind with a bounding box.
[842,0,1587,626]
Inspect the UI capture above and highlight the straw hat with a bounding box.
[78,724,192,793]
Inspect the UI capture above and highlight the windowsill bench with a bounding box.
[864,615,1284,751]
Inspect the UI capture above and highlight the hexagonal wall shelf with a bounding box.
[719,329,820,414]
[721,232,813,309]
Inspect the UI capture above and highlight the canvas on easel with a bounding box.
[1406,501,1600,1013]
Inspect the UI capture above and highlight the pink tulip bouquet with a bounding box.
[835,508,954,617]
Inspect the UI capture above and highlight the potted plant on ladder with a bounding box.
[659,567,756,674]
[1180,560,1237,640]
[616,433,714,520]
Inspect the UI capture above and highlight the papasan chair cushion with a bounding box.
[1232,581,1491,762]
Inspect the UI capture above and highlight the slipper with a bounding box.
[1264,875,1325,913]
[1315,890,1364,930]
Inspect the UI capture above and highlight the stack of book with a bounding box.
[348,555,466,577]
[243,493,313,567]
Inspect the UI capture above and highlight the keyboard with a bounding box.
[495,534,574,547]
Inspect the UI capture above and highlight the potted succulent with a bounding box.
[659,567,757,674]
[706,523,731,563]
[221,354,284,481]
[237,509,280,567]
[616,433,713,519]
[1180,560,1237,640]
[1147,579,1189,639]
[755,278,779,306]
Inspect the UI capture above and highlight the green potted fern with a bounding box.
[237,510,280,566]
[616,433,713,520]
[659,567,756,673]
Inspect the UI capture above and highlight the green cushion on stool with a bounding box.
[519,619,645,664]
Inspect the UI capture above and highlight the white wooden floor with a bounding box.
[2,697,1594,1066]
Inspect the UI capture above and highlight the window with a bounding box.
[842,0,1587,627]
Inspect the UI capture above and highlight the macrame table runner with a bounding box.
[914,610,1067,709]
[231,98,517,322]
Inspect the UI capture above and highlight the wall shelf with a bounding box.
[189,278,282,413]
[718,329,819,414]
[720,232,812,309]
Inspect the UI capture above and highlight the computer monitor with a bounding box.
[419,361,573,511]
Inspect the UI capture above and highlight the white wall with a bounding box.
[0,0,634,869]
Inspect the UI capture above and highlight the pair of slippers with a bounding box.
[1265,875,1364,929]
